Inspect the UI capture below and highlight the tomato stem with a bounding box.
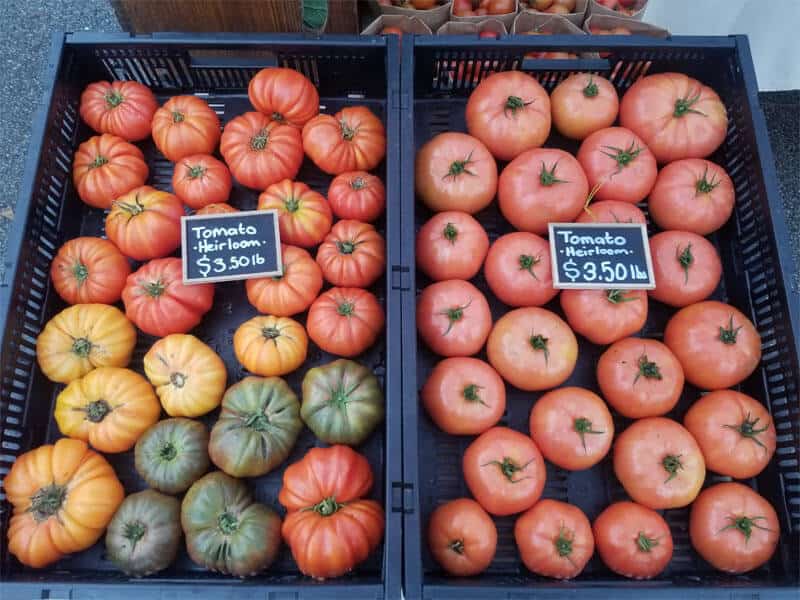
[676,243,694,285]
[271,111,285,123]
[340,120,357,141]
[448,539,465,555]
[636,531,660,552]
[719,515,772,541]
[529,333,550,365]
[336,240,358,255]
[114,194,146,216]
[583,75,599,98]
[123,521,146,548]
[28,483,67,522]
[606,289,637,304]
[218,511,239,534]
[554,526,574,557]
[72,336,93,357]
[90,155,109,169]
[312,496,344,516]
[84,399,112,423]
[170,372,187,388]
[284,196,300,212]
[662,453,683,483]
[337,301,355,317]
[444,150,477,180]
[600,141,643,172]
[244,412,271,431]
[463,383,489,408]
[145,280,166,297]
[673,90,706,118]
[262,326,282,340]
[330,386,350,409]
[633,352,662,385]
[439,299,472,336]
[443,222,458,243]
[481,457,534,483]
[519,254,541,280]
[573,417,605,454]
[722,412,770,450]
[186,164,207,180]
[172,111,185,124]
[104,90,124,108]
[718,314,742,345]
[539,161,568,186]
[695,165,721,194]
[72,262,89,283]
[350,176,367,190]
[251,128,270,151]
[158,441,178,461]
[504,95,533,116]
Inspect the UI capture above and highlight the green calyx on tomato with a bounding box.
[251,129,270,151]
[583,76,599,98]
[504,95,533,116]
[673,90,706,118]
[662,453,683,483]
[606,289,637,304]
[84,399,112,423]
[262,326,282,340]
[519,254,541,279]
[336,240,359,255]
[72,262,89,283]
[28,483,67,522]
[444,150,477,180]
[350,176,367,190]
[443,222,459,244]
[244,412,271,431]
[172,111,185,124]
[271,111,285,123]
[187,164,207,180]
[328,386,351,410]
[573,417,605,453]
[104,90,125,108]
[218,511,239,534]
[633,352,662,384]
[448,539,466,555]
[144,280,166,298]
[123,521,146,548]
[601,141,643,172]
[695,166,721,194]
[529,333,550,364]
[719,315,743,345]
[284,195,300,212]
[114,194,147,216]
[636,531,660,553]
[170,372,187,388]
[311,496,344,516]
[539,161,568,187]
[463,383,489,407]
[677,243,694,284]
[719,514,772,541]
[554,526,574,557]
[72,336,93,357]
[90,155,109,169]
[340,119,357,141]
[481,456,534,483]
[337,301,355,317]
[158,441,178,462]
[722,412,770,450]
[440,299,472,335]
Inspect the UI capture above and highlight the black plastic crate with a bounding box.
[399,35,800,599]
[0,32,403,599]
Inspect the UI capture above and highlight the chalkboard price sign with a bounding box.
[181,210,282,284]
[548,222,655,290]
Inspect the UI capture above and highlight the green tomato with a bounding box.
[301,358,385,445]
[181,471,282,577]
[135,418,210,494]
[208,376,302,477]
[106,489,182,577]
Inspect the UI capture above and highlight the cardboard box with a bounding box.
[583,14,668,36]
[449,0,519,29]
[361,14,434,34]
[437,18,508,35]
[518,0,588,28]
[587,0,648,21]
[512,12,592,58]
[366,1,452,31]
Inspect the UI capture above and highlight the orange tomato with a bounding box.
[50,237,131,305]
[248,67,319,127]
[72,134,148,209]
[416,280,492,357]
[560,289,648,346]
[79,80,158,141]
[428,498,497,576]
[171,154,232,209]
[327,171,385,222]
[316,220,385,288]
[306,287,384,357]
[196,202,238,214]
[302,106,386,175]
[151,95,221,162]
[233,315,308,376]
[257,179,333,248]
[551,73,619,140]
[246,244,323,316]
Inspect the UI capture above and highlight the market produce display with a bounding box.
[9,65,389,580]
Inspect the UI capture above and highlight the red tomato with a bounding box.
[151,95,221,162]
[421,357,506,435]
[257,179,333,248]
[416,211,489,281]
[576,200,646,224]
[79,80,158,142]
[415,132,498,214]
[684,390,776,479]
[463,427,546,516]
[306,287,384,357]
[412,0,438,7]
[50,237,131,305]
[417,280,492,357]
[220,112,303,190]
[560,289,647,346]
[530,0,553,8]
[649,230,722,307]
[593,501,673,579]
[479,30,499,39]
[576,126,657,203]
[245,244,323,316]
[596,337,684,418]
[689,482,779,574]
[72,134,149,210]
[247,67,319,128]
[529,387,614,471]
[620,72,728,163]
[380,26,404,35]
[484,232,557,307]
[316,220,385,288]
[105,185,184,261]
[497,148,589,234]
[514,499,594,579]
[327,171,385,222]
[302,106,386,175]
[664,301,761,390]
[196,202,237,215]
[485,0,515,13]
[648,158,735,235]
[171,154,232,209]
[428,498,497,576]
[465,71,551,162]
[122,258,214,337]
[452,0,473,15]
[551,74,619,140]
[614,417,706,509]
[486,307,578,391]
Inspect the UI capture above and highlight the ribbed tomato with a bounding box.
[196,202,238,215]
[302,106,386,175]
[171,154,232,209]
[306,287,384,357]
[245,244,323,316]
[428,498,497,576]
[327,171,385,222]
[50,237,130,305]
[484,232,557,308]
[257,179,333,248]
[560,289,648,346]
[73,134,148,209]
[233,315,308,377]
[550,73,619,140]
[248,67,319,127]
[122,258,214,337]
[417,280,492,357]
[649,230,722,307]
[79,80,158,141]
[416,211,489,281]
[576,200,647,224]
[316,220,385,288]
[220,111,303,190]
[151,95,221,162]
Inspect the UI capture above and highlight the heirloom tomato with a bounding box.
[416,211,489,281]
[151,95,221,162]
[171,153,232,208]
[560,289,647,346]
[72,133,148,209]
[316,220,385,288]
[257,179,333,248]
[484,232,557,307]
[417,279,492,357]
[327,171,385,222]
[80,80,157,141]
[551,73,619,140]
[307,287,384,357]
[428,498,497,576]
[234,315,308,376]
[248,67,319,127]
[302,106,386,174]
[50,236,130,305]
[649,230,722,307]
[246,244,323,316]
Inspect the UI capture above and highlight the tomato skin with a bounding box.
[152,95,221,162]
[620,72,728,163]
[248,67,319,127]
[649,159,735,235]
[73,134,149,209]
[421,357,506,435]
[514,499,594,579]
[416,211,489,281]
[551,74,619,141]
[80,80,158,142]
[577,126,657,203]
[683,390,776,479]
[664,301,761,390]
[689,482,779,574]
[316,220,385,288]
[497,148,589,234]
[327,171,385,222]
[171,154,232,209]
[462,427,546,516]
[221,112,304,190]
[484,232,557,307]
[105,185,184,261]
[245,244,323,316]
[417,280,492,357]
[529,387,614,471]
[428,498,497,576]
[576,200,646,224]
[380,26,404,35]
[233,315,308,377]
[487,307,577,391]
[306,287,384,357]
[257,179,333,248]
[593,501,674,579]
[50,237,131,305]
[560,289,647,346]
[649,230,722,307]
[415,132,498,214]
[196,202,238,215]
[465,71,551,162]
[302,106,386,175]
[614,417,706,509]
[597,337,684,418]
[122,258,215,337]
